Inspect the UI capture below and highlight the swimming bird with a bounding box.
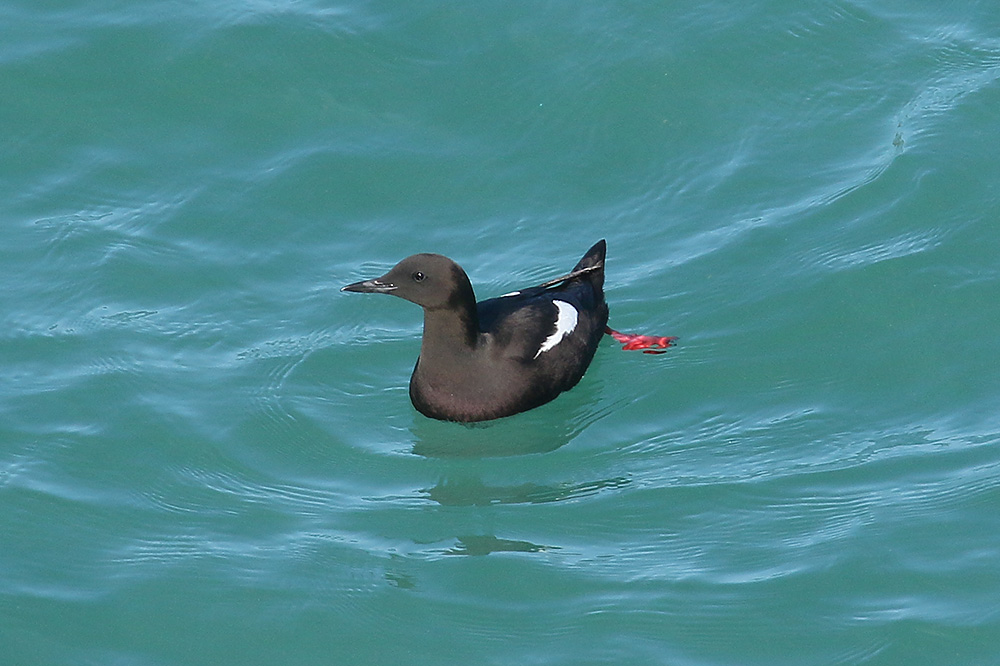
[342,240,674,422]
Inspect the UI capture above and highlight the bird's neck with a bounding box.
[420,303,481,363]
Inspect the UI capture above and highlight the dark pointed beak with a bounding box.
[341,277,397,294]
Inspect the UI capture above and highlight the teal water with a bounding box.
[4,1,1000,664]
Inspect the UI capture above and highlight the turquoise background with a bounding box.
[3,1,999,664]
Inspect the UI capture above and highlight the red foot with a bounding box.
[605,326,677,354]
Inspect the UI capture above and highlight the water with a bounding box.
[3,1,1000,664]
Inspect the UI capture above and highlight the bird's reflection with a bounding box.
[445,535,552,556]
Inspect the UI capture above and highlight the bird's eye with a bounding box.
[412,271,425,282]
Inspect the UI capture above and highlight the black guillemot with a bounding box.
[342,239,675,423]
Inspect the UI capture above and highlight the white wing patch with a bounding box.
[533,300,578,359]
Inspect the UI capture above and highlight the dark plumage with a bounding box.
[342,240,609,422]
